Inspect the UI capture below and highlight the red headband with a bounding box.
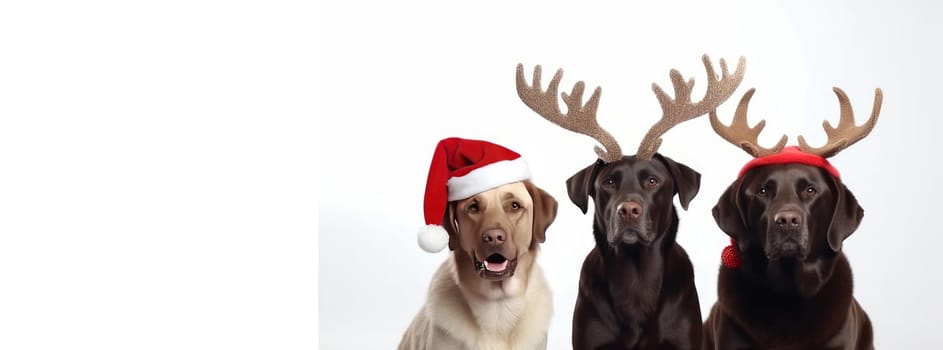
[738,146,840,179]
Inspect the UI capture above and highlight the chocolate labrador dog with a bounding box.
[567,155,703,349]
[516,54,747,349]
[705,162,872,349]
[703,87,881,349]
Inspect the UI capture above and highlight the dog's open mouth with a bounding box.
[474,253,518,280]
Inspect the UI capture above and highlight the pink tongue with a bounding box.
[485,260,508,272]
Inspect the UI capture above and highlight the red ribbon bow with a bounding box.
[721,238,741,268]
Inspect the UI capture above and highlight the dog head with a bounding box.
[707,85,882,296]
[713,163,863,294]
[515,56,743,254]
[442,180,557,282]
[566,154,700,252]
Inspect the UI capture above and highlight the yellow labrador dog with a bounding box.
[399,180,558,350]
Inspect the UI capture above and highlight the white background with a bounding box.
[320,0,943,349]
[0,1,316,349]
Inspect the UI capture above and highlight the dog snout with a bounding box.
[774,210,802,229]
[766,206,810,257]
[481,229,507,246]
[779,239,799,254]
[768,235,809,258]
[617,201,643,220]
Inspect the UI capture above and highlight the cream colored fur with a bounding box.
[399,182,555,350]
[398,254,552,350]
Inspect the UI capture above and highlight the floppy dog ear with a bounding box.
[524,181,558,243]
[565,159,604,214]
[713,180,748,248]
[654,154,701,210]
[443,202,461,251]
[826,178,864,252]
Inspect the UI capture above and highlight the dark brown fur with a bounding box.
[703,163,873,349]
[568,154,703,350]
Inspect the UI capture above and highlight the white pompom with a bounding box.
[418,225,449,253]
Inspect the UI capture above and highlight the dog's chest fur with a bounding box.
[716,253,867,348]
[425,256,552,350]
[605,250,664,322]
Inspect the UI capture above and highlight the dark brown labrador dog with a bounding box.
[704,162,873,349]
[568,155,703,349]
[515,55,746,350]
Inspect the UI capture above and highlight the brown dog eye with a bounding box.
[511,202,521,210]
[646,177,658,188]
[604,177,615,187]
[805,186,817,196]
[468,203,479,212]
[757,187,768,197]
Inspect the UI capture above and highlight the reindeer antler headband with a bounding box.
[712,86,883,269]
[516,54,746,162]
[710,87,883,159]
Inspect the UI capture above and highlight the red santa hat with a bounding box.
[418,137,532,253]
[738,146,840,179]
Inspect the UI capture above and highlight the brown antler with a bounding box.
[709,88,788,157]
[797,87,883,158]
[516,64,623,163]
[636,55,747,160]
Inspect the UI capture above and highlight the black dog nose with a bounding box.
[617,201,643,219]
[774,210,802,228]
[481,229,506,245]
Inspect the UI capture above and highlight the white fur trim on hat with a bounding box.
[446,158,531,201]
[418,224,449,253]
